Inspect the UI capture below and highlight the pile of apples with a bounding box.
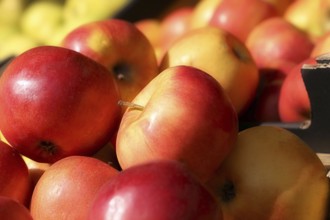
[0,0,129,60]
[0,0,330,219]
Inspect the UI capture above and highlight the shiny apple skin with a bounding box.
[159,26,259,115]
[116,66,238,182]
[0,46,121,163]
[61,19,159,108]
[0,141,30,206]
[88,160,221,220]
[30,156,119,220]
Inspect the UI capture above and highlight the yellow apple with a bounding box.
[284,0,330,39]
[207,126,329,220]
[20,1,63,44]
[63,0,129,27]
[0,32,39,60]
[159,26,259,115]
[189,0,222,29]
[0,0,27,26]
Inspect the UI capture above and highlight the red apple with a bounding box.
[278,57,316,122]
[263,0,295,15]
[88,159,222,220]
[0,46,121,163]
[30,155,119,220]
[209,0,278,42]
[159,6,194,52]
[159,26,259,115]
[0,196,33,220]
[61,19,159,113]
[116,66,238,183]
[246,17,315,70]
[0,140,30,206]
[206,126,329,219]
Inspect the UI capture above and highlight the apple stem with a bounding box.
[118,100,144,111]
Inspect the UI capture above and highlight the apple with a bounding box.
[20,0,63,44]
[206,125,329,220]
[0,196,33,220]
[311,31,330,57]
[63,0,129,28]
[61,19,159,113]
[262,0,295,15]
[246,17,315,71]
[159,26,259,115]
[0,32,39,60]
[284,0,330,39]
[134,18,162,48]
[0,140,30,206]
[208,0,278,42]
[158,6,194,52]
[189,0,222,30]
[30,155,119,220]
[88,159,221,220]
[116,65,238,183]
[0,46,121,163]
[134,18,163,63]
[0,0,27,26]
[278,57,316,122]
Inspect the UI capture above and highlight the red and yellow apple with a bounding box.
[116,65,238,182]
[246,17,315,71]
[30,156,119,220]
[208,0,278,42]
[207,125,329,220]
[0,46,121,163]
[61,19,159,113]
[160,26,259,115]
[189,0,222,30]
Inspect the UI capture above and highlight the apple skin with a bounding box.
[206,126,329,220]
[0,140,30,206]
[159,6,193,53]
[61,19,159,112]
[0,46,121,163]
[209,0,278,42]
[30,155,119,220]
[246,17,315,70]
[0,196,33,220]
[88,159,222,220]
[278,57,316,122]
[159,26,259,115]
[311,31,330,57]
[116,66,238,183]
[284,0,330,39]
[189,0,222,30]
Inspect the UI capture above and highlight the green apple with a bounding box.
[20,0,63,44]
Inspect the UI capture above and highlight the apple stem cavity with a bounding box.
[220,180,236,202]
[38,140,57,155]
[118,100,144,111]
